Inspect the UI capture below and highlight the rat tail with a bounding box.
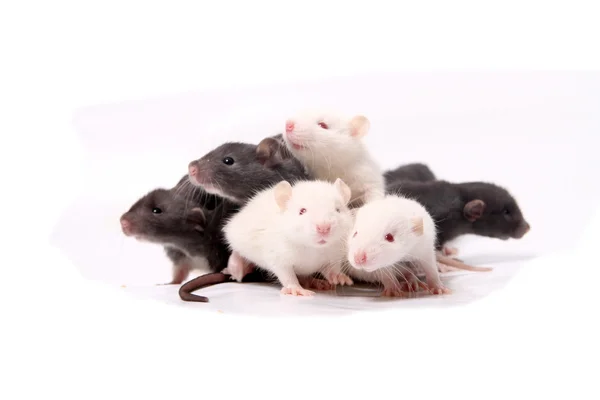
[435,254,493,272]
[179,272,232,302]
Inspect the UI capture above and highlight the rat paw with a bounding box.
[324,271,354,286]
[281,285,315,297]
[437,262,460,274]
[428,285,452,295]
[298,277,334,291]
[381,287,409,298]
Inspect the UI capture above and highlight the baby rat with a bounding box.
[282,110,386,208]
[223,179,355,296]
[346,195,451,297]
[384,163,436,184]
[386,179,531,257]
[119,182,237,285]
[187,136,311,204]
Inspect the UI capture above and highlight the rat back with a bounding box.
[384,163,437,185]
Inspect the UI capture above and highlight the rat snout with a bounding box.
[120,217,133,236]
[353,251,367,266]
[513,221,531,238]
[316,223,331,236]
[285,120,295,134]
[188,161,208,185]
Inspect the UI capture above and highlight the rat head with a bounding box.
[274,178,353,248]
[282,110,371,157]
[347,196,424,272]
[119,188,208,245]
[188,138,294,204]
[458,182,530,240]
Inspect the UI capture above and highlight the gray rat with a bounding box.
[386,179,531,257]
[384,163,436,184]
[119,177,239,285]
[187,136,312,205]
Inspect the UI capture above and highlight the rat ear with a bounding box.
[334,178,352,205]
[256,138,284,168]
[186,207,206,226]
[348,115,370,138]
[464,200,486,222]
[274,181,293,210]
[410,217,424,236]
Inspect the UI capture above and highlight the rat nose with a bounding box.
[316,223,331,235]
[285,120,295,134]
[120,218,132,235]
[188,163,198,177]
[354,251,367,266]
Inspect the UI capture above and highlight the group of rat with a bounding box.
[120,110,531,303]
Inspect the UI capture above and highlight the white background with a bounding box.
[3,1,600,399]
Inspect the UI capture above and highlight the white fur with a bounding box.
[345,195,448,295]
[282,110,385,208]
[223,179,354,295]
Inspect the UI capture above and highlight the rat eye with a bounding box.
[318,122,329,129]
[503,208,511,216]
[222,157,235,165]
[336,207,340,213]
[385,233,394,242]
[353,231,357,238]
[152,207,162,214]
[299,208,307,215]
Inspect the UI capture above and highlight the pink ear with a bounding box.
[410,217,424,236]
[349,115,370,138]
[463,200,485,222]
[334,178,352,205]
[274,181,293,210]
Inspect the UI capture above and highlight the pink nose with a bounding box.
[354,251,367,265]
[189,164,198,177]
[316,224,331,235]
[285,120,295,134]
[120,218,132,234]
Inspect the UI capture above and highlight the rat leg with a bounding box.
[297,275,334,291]
[321,262,354,286]
[271,266,315,297]
[380,272,409,298]
[419,253,452,295]
[222,251,254,282]
[157,263,191,286]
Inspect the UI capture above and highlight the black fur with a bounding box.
[384,163,437,185]
[386,179,530,248]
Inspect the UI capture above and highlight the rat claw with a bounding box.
[281,285,315,297]
[324,271,353,286]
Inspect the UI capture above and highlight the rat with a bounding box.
[346,194,452,297]
[386,179,531,259]
[119,178,239,285]
[384,163,436,184]
[187,135,314,282]
[187,136,312,204]
[281,110,386,208]
[223,178,355,296]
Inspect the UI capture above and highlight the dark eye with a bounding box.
[385,233,394,242]
[222,157,235,165]
[299,208,307,215]
[318,122,329,129]
[152,207,162,214]
[353,231,357,238]
[336,207,340,213]
[503,208,511,216]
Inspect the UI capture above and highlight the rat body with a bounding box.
[346,195,451,297]
[282,110,385,208]
[223,179,355,296]
[188,136,311,204]
[384,163,436,184]
[119,178,238,285]
[386,179,531,256]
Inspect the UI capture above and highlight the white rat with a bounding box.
[345,194,452,297]
[281,110,386,208]
[223,178,355,296]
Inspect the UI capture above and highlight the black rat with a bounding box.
[384,163,437,184]
[386,179,531,258]
[119,176,239,285]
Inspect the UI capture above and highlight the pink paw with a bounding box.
[381,287,409,298]
[298,276,334,291]
[400,278,428,293]
[428,285,452,295]
[324,271,354,286]
[280,285,315,297]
